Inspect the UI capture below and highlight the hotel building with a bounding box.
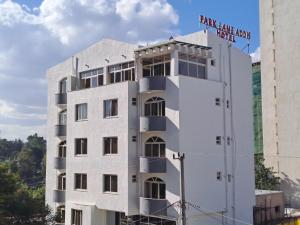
[46,31,255,225]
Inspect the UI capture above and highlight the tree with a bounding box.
[255,153,280,190]
[17,148,35,180]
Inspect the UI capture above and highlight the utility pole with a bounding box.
[173,152,186,225]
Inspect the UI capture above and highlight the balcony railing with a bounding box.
[140,157,166,173]
[55,93,67,105]
[54,157,66,170]
[139,197,167,216]
[55,125,66,137]
[140,116,166,132]
[139,77,166,93]
[53,190,65,203]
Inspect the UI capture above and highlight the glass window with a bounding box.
[179,61,188,76]
[145,137,165,157]
[59,78,67,93]
[58,140,67,158]
[79,67,104,89]
[108,61,135,84]
[75,138,87,155]
[71,209,82,225]
[178,53,207,79]
[104,175,118,193]
[142,54,171,77]
[144,97,165,116]
[75,103,87,121]
[104,99,118,118]
[59,110,67,125]
[144,177,165,199]
[74,173,87,190]
[58,173,66,190]
[56,205,65,223]
[104,137,118,154]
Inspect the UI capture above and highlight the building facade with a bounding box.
[260,0,300,207]
[46,31,255,225]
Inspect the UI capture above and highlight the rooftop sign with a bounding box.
[199,15,251,43]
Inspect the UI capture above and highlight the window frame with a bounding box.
[104,99,118,118]
[103,174,118,193]
[145,136,166,158]
[71,209,82,225]
[75,103,88,121]
[108,61,135,84]
[75,138,88,155]
[79,67,104,89]
[144,177,166,199]
[103,137,118,155]
[144,97,165,117]
[58,173,66,190]
[74,173,87,190]
[142,54,171,77]
[178,52,207,79]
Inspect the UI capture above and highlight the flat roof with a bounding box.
[134,39,211,53]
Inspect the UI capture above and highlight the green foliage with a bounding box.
[0,162,54,225]
[0,138,23,160]
[255,153,280,190]
[17,148,35,180]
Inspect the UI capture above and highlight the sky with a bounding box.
[0,0,260,140]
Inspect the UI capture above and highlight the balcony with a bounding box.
[55,125,66,137]
[53,190,65,203]
[139,197,167,216]
[55,93,67,105]
[54,157,66,170]
[140,116,166,132]
[139,77,166,93]
[140,157,166,173]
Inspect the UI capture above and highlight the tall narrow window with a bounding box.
[145,137,165,157]
[58,173,66,190]
[74,173,87,190]
[59,110,67,125]
[144,97,165,116]
[56,205,65,223]
[75,103,87,121]
[144,177,166,199]
[59,78,67,93]
[58,141,67,158]
[104,175,118,192]
[104,99,118,118]
[71,209,82,225]
[75,138,87,155]
[103,137,118,154]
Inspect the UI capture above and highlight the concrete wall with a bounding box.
[260,0,300,207]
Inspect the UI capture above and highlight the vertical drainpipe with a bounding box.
[220,43,229,225]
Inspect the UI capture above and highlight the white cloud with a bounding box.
[0,0,179,140]
[0,124,46,141]
[250,47,260,63]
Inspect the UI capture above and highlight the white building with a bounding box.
[46,31,255,225]
[260,0,300,208]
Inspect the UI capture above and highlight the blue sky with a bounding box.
[0,0,260,140]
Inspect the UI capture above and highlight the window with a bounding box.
[217,172,222,181]
[104,137,118,154]
[211,59,215,66]
[59,110,67,125]
[132,175,137,183]
[104,175,118,192]
[132,98,137,106]
[108,61,135,84]
[71,209,82,225]
[145,137,165,158]
[59,78,67,93]
[275,206,280,213]
[74,173,87,190]
[75,103,87,121]
[79,68,104,89]
[226,100,230,109]
[58,173,66,190]
[75,138,87,155]
[142,54,171,77]
[144,97,165,116]
[132,136,137,142]
[178,52,207,79]
[56,205,65,223]
[144,177,166,199]
[215,98,221,106]
[216,136,222,145]
[104,99,118,117]
[58,141,67,157]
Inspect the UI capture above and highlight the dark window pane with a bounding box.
[143,68,151,77]
[189,63,198,77]
[160,144,166,157]
[110,73,114,83]
[111,138,118,154]
[75,174,81,189]
[104,100,110,117]
[104,138,110,154]
[198,65,206,79]
[152,144,159,157]
[91,77,97,87]
[165,62,170,76]
[98,75,103,86]
[152,103,158,116]
[111,100,118,116]
[124,70,130,81]
[82,174,87,189]
[162,101,165,116]
[75,139,80,154]
[111,176,117,192]
[144,104,151,116]
[132,69,135,81]
[104,175,110,192]
[152,183,159,199]
[82,139,87,154]
[145,182,150,198]
[179,61,188,76]
[159,183,166,199]
[145,144,152,157]
[115,72,121,82]
[85,78,91,88]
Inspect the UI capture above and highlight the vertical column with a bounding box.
[171,48,178,76]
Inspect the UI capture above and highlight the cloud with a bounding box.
[250,47,260,63]
[0,0,179,140]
